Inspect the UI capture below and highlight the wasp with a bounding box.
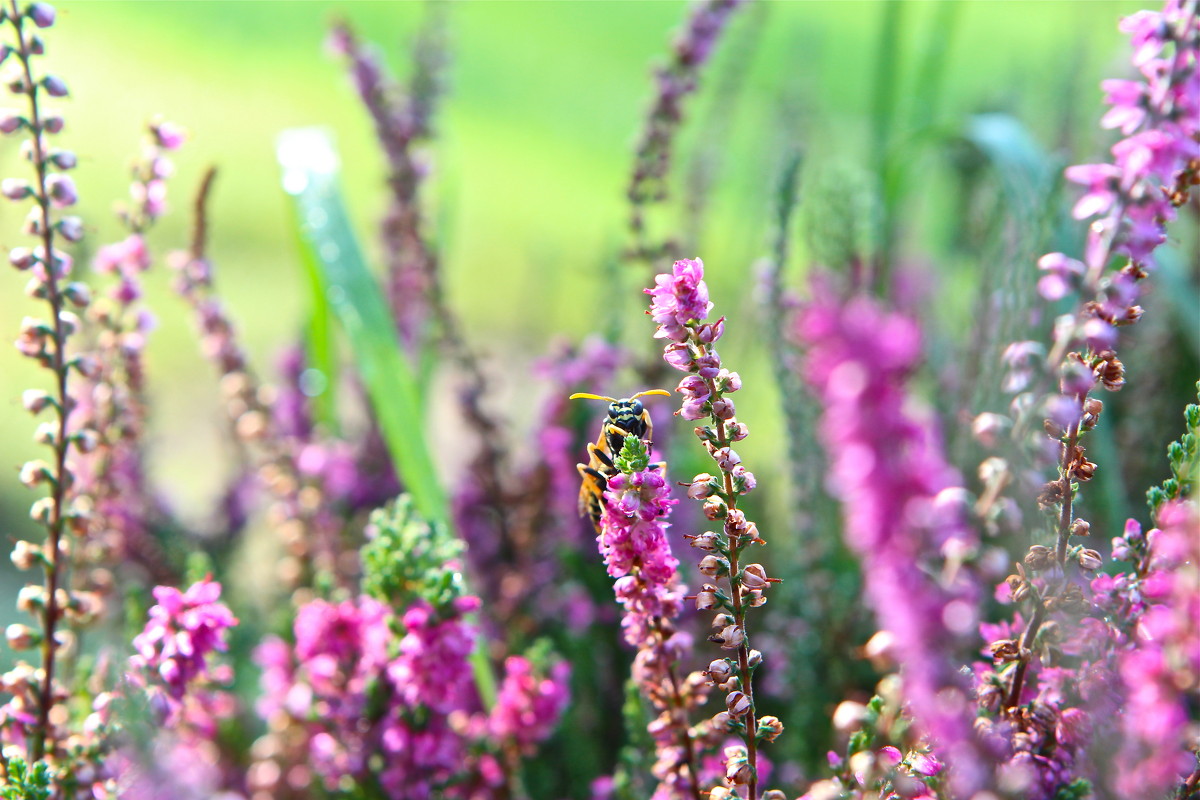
[569,389,671,531]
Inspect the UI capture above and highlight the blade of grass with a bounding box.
[276,127,447,528]
[289,204,340,434]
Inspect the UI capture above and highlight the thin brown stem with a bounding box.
[698,353,759,800]
[9,0,69,762]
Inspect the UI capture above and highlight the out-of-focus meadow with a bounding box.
[0,0,1153,526]
[2,0,1197,795]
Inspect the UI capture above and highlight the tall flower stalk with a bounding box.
[999,0,1198,721]
[627,0,745,267]
[647,258,781,800]
[1,0,89,766]
[794,280,991,795]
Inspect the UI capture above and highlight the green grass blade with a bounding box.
[276,128,449,528]
[286,199,340,434]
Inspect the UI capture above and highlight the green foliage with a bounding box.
[1146,381,1200,516]
[361,495,465,612]
[0,758,52,800]
[613,434,650,475]
[1053,779,1093,800]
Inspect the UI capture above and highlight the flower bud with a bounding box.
[725,690,751,717]
[702,496,728,520]
[45,173,76,207]
[28,3,56,28]
[0,110,24,133]
[19,459,54,487]
[731,465,756,493]
[716,369,742,392]
[709,624,743,649]
[713,447,741,472]
[687,531,723,551]
[21,389,52,414]
[41,115,63,133]
[16,585,44,612]
[710,711,733,732]
[757,716,784,743]
[724,745,752,785]
[1023,545,1054,572]
[10,540,40,570]
[1077,549,1103,571]
[741,563,770,590]
[695,585,720,610]
[710,396,735,420]
[687,473,718,500]
[57,216,83,242]
[698,554,728,577]
[9,246,34,270]
[1070,518,1091,537]
[6,624,39,650]
[45,149,75,170]
[728,421,749,441]
[41,75,67,97]
[1,178,32,200]
[706,659,734,684]
[711,613,734,630]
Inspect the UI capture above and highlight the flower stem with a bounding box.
[8,0,69,761]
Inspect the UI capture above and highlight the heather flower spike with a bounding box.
[0,0,94,769]
[648,257,778,800]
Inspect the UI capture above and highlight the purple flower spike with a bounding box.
[796,280,989,794]
[646,257,713,342]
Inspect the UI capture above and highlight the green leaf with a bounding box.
[276,128,448,527]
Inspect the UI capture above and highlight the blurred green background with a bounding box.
[0,0,1147,526]
[0,0,1164,666]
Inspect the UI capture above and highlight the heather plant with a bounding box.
[1,1,1198,799]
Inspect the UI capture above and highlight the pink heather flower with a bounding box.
[1060,2,1199,281]
[488,656,571,752]
[645,257,713,342]
[151,120,187,150]
[1115,500,1200,796]
[28,2,55,28]
[129,578,237,701]
[795,283,988,794]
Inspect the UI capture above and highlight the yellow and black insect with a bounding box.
[569,389,671,531]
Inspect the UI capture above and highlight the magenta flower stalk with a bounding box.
[72,120,188,587]
[1108,501,1199,796]
[120,578,239,799]
[596,457,707,800]
[794,280,990,795]
[996,0,1198,727]
[329,15,445,350]
[647,258,782,800]
[0,0,92,765]
[627,0,745,265]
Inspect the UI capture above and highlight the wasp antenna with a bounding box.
[631,389,672,400]
[569,392,617,402]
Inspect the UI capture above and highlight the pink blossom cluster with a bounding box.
[128,578,238,706]
[795,284,989,794]
[1108,501,1200,796]
[254,594,569,798]
[598,469,685,649]
[1034,1,1198,371]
